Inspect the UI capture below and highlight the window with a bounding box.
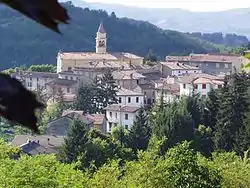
[65,76,68,80]
[109,112,112,117]
[183,84,186,89]
[70,77,73,80]
[136,97,139,103]
[108,122,112,131]
[225,63,229,68]
[194,71,196,73]
[218,84,222,89]
[136,80,139,84]
[194,84,198,89]
[186,71,188,73]
[216,63,220,68]
[125,125,128,129]
[67,87,70,93]
[114,123,117,127]
[37,77,39,82]
[115,113,117,119]
[68,67,72,71]
[152,99,155,103]
[144,92,147,95]
[202,84,206,89]
[125,114,128,120]
[206,63,208,67]
[178,71,181,73]
[128,97,131,103]
[119,97,122,103]
[30,77,32,81]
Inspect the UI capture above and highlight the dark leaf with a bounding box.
[1,0,70,33]
[0,73,45,134]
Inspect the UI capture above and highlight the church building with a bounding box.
[56,22,144,73]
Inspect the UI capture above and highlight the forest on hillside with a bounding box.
[0,1,219,70]
[188,32,249,47]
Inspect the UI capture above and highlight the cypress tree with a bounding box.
[214,78,235,151]
[58,120,90,163]
[98,69,118,113]
[128,107,151,151]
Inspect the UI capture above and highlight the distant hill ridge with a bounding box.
[63,0,250,39]
[0,1,218,70]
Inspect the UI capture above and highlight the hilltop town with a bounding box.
[7,22,250,154]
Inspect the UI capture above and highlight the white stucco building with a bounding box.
[179,73,224,97]
[11,71,58,91]
[116,87,144,107]
[155,77,180,103]
[105,104,140,132]
[105,87,144,132]
[160,61,202,77]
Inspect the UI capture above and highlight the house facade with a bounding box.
[105,104,140,132]
[160,61,202,77]
[179,73,224,97]
[165,53,243,75]
[11,71,58,91]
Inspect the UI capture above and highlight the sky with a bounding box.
[84,0,250,12]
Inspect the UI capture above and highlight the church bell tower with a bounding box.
[96,21,107,54]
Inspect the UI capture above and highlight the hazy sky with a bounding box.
[84,0,250,12]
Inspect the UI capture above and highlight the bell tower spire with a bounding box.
[96,21,107,54]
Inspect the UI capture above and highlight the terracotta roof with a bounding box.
[161,62,201,70]
[156,83,180,93]
[105,104,140,113]
[62,110,105,125]
[138,82,155,90]
[73,60,133,70]
[166,54,240,64]
[179,73,223,84]
[46,79,77,86]
[58,52,118,60]
[166,56,190,62]
[112,70,145,80]
[98,21,106,33]
[117,87,144,96]
[58,52,142,61]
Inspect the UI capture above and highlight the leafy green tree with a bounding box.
[203,89,219,131]
[58,119,90,164]
[95,69,118,113]
[111,126,129,147]
[165,141,221,188]
[151,98,195,152]
[184,94,203,127]
[128,107,151,152]
[74,82,98,113]
[144,49,158,63]
[28,64,56,73]
[214,81,235,152]
[194,124,213,157]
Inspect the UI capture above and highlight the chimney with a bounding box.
[130,73,133,79]
[167,76,175,84]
